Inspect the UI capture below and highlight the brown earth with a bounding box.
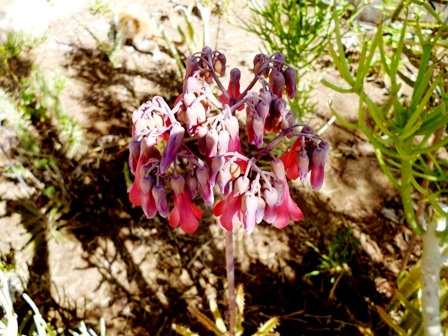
[0,1,422,335]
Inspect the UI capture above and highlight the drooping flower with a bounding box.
[268,178,303,229]
[169,183,203,233]
[213,191,243,231]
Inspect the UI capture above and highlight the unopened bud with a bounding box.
[312,147,325,168]
[283,66,297,99]
[302,125,314,134]
[140,175,154,194]
[269,69,285,98]
[256,101,270,120]
[185,55,199,79]
[297,150,309,182]
[263,187,278,207]
[217,168,232,194]
[256,198,266,224]
[252,118,264,148]
[271,159,285,179]
[234,176,250,195]
[259,91,272,106]
[273,179,285,205]
[152,185,169,218]
[273,98,287,116]
[210,155,225,187]
[196,166,210,186]
[213,53,227,76]
[170,174,185,194]
[225,115,239,140]
[186,173,198,199]
[206,129,219,157]
[218,130,230,155]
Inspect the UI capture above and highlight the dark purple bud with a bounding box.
[269,70,285,98]
[185,55,199,79]
[302,125,314,134]
[283,66,297,99]
[272,52,286,71]
[273,98,287,116]
[160,124,185,174]
[214,53,227,76]
[259,91,272,106]
[256,101,270,121]
[311,164,324,190]
[319,141,330,165]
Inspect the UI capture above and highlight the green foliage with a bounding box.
[172,285,279,336]
[323,1,448,234]
[305,228,355,282]
[0,267,106,336]
[243,0,349,119]
[377,260,448,335]
[90,0,111,16]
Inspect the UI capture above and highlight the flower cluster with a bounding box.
[128,47,329,233]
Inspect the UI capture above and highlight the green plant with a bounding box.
[323,1,448,334]
[0,266,106,336]
[172,285,279,336]
[243,0,349,119]
[90,0,111,16]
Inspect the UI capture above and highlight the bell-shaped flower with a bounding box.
[213,191,243,231]
[196,166,214,206]
[186,173,198,199]
[279,137,302,180]
[297,150,309,182]
[218,130,230,155]
[128,140,140,175]
[152,184,170,218]
[242,194,258,234]
[271,159,285,179]
[210,155,225,187]
[169,189,203,233]
[206,128,219,158]
[310,147,326,190]
[269,178,303,229]
[269,69,285,98]
[160,123,185,174]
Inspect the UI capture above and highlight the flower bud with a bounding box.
[269,69,285,98]
[256,198,266,224]
[283,66,297,99]
[217,168,232,194]
[319,141,330,165]
[263,203,277,224]
[252,118,264,148]
[225,115,239,140]
[140,174,154,194]
[273,98,287,116]
[206,129,219,158]
[210,155,225,187]
[197,126,208,154]
[259,91,272,106]
[170,174,185,194]
[256,101,270,121]
[218,130,230,155]
[302,125,314,134]
[160,123,184,174]
[272,52,285,71]
[242,194,258,234]
[273,179,285,205]
[312,147,325,168]
[228,68,241,101]
[152,184,169,218]
[128,140,140,174]
[271,159,285,179]
[297,150,309,182]
[263,187,278,207]
[213,52,227,76]
[183,92,196,107]
[234,176,250,195]
[186,173,198,199]
[185,55,199,79]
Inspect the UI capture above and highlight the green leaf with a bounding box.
[253,317,279,335]
[187,307,221,335]
[376,306,408,336]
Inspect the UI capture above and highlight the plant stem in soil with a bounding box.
[225,230,236,336]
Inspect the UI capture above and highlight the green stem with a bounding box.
[401,159,424,235]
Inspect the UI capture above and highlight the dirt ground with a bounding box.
[0,1,423,335]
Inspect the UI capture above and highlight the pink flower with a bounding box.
[213,191,243,231]
[268,178,303,229]
[169,191,203,233]
[279,137,301,180]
